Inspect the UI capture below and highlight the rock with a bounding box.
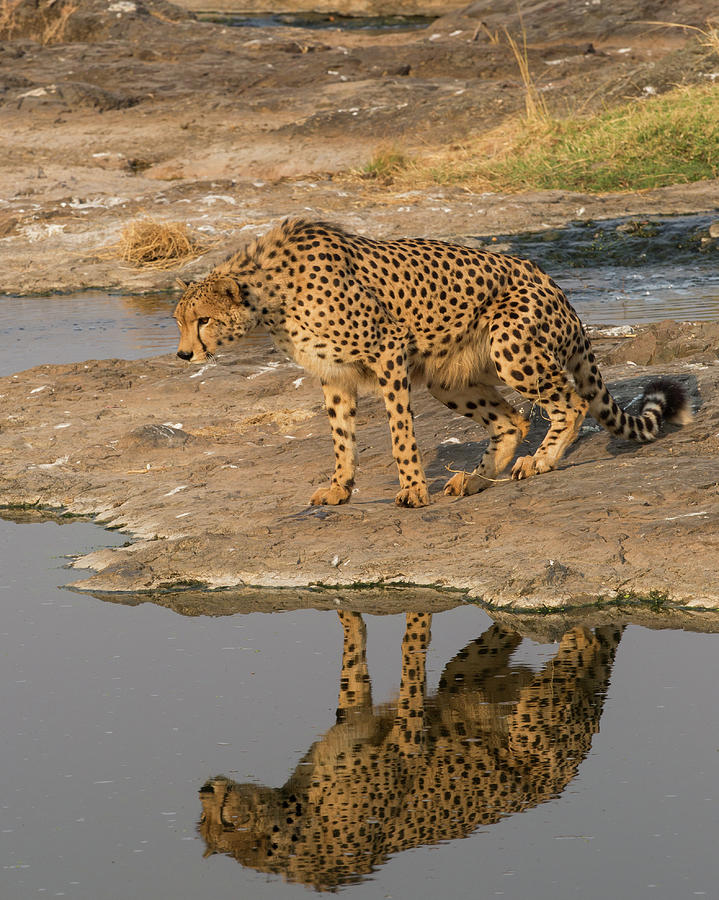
[605,321,719,366]
[0,214,19,237]
[1,324,718,609]
[120,423,194,449]
[14,81,139,111]
[0,0,195,44]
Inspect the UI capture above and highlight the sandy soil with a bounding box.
[2,0,718,293]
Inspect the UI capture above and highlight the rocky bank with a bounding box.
[2,0,719,293]
[1,321,718,609]
[1,1,718,613]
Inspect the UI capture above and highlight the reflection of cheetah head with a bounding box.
[198,777,281,867]
[173,272,260,362]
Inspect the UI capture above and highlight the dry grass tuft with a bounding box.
[0,0,78,44]
[42,0,77,45]
[503,24,549,125]
[100,217,217,269]
[645,18,719,56]
[0,0,22,38]
[357,145,411,181]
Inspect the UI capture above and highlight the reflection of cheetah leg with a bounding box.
[390,613,432,759]
[336,611,372,722]
[310,381,359,506]
[438,624,524,692]
[428,380,529,496]
[508,626,624,758]
[372,342,429,508]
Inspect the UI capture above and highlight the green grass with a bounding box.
[490,84,719,192]
[359,147,410,180]
[356,83,719,195]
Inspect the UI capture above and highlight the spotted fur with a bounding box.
[174,218,691,507]
[198,613,623,888]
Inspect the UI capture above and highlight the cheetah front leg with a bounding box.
[310,381,358,506]
[335,611,372,723]
[374,349,429,508]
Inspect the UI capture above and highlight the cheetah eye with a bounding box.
[197,317,210,326]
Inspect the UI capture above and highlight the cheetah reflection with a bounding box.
[199,613,622,889]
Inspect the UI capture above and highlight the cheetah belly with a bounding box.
[419,325,498,389]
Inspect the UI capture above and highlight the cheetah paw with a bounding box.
[309,484,352,506]
[511,455,553,480]
[394,485,430,508]
[443,471,491,497]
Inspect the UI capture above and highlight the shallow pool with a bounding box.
[195,11,437,32]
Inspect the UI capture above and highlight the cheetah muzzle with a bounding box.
[174,218,692,508]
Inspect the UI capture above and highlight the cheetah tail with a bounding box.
[576,358,693,443]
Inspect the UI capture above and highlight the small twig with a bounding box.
[444,462,510,484]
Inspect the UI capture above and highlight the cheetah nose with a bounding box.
[177,349,193,361]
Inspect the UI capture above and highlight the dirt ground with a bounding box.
[1,1,718,612]
[2,0,719,293]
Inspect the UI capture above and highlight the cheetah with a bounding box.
[174,218,691,508]
[198,612,623,888]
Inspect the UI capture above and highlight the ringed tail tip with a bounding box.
[642,377,693,426]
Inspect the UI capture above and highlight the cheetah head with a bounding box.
[173,273,260,362]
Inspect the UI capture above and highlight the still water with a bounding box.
[196,12,437,32]
[489,214,719,325]
[0,292,178,377]
[1,517,717,899]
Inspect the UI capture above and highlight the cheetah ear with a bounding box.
[216,275,244,305]
[175,278,189,291]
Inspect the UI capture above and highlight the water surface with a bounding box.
[483,213,719,325]
[1,517,717,899]
[196,11,437,32]
[0,292,178,376]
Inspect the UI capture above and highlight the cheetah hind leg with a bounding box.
[506,367,588,481]
[427,381,529,496]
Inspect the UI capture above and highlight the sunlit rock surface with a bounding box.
[1,322,717,608]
